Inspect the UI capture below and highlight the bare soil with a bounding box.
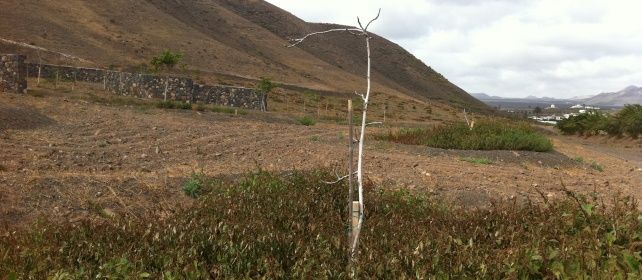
[1,89,641,229]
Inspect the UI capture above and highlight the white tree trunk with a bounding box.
[287,9,381,257]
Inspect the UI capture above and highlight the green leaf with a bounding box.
[581,203,594,216]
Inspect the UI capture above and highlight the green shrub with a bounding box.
[2,170,642,278]
[590,161,604,172]
[557,111,609,136]
[182,173,204,198]
[377,120,553,152]
[298,116,316,126]
[558,105,642,138]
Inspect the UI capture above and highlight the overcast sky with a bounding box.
[267,0,642,98]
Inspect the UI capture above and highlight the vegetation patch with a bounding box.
[460,156,493,165]
[557,105,642,138]
[377,120,553,152]
[297,116,316,126]
[2,170,642,278]
[183,173,205,198]
[590,161,604,172]
[156,100,192,110]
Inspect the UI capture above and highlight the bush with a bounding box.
[557,105,642,138]
[2,170,642,278]
[297,116,316,126]
[377,120,553,152]
[557,111,610,136]
[183,173,204,198]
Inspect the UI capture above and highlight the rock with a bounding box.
[155,146,160,154]
[141,153,148,159]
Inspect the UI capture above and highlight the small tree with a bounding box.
[150,50,183,101]
[288,9,381,257]
[533,106,543,114]
[256,77,276,112]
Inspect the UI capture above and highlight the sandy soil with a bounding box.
[1,90,641,229]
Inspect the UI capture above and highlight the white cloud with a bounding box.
[267,0,642,98]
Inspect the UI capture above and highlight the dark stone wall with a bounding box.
[193,84,265,109]
[24,63,265,110]
[0,54,27,94]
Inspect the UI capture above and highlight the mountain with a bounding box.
[584,86,642,106]
[470,93,496,100]
[0,0,488,112]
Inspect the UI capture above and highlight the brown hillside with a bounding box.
[0,0,489,112]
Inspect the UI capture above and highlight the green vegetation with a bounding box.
[572,157,604,172]
[377,120,553,152]
[590,161,604,172]
[183,173,204,198]
[156,100,192,110]
[297,116,316,126]
[256,77,276,111]
[256,77,276,94]
[150,50,183,73]
[2,170,642,278]
[557,105,642,138]
[460,156,493,165]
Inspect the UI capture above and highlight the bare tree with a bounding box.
[288,9,381,256]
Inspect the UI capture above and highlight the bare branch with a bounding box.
[323,171,358,184]
[366,122,383,126]
[364,9,382,31]
[354,91,365,100]
[287,28,363,48]
[357,16,365,30]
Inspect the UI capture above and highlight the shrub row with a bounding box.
[2,170,642,278]
[377,120,553,152]
[557,104,642,137]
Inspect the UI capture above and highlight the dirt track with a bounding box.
[1,90,641,229]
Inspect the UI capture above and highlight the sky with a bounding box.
[266,0,642,98]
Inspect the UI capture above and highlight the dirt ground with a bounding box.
[1,89,641,230]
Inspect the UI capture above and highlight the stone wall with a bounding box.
[24,63,265,110]
[0,54,27,94]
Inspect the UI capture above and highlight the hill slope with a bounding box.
[584,86,642,106]
[0,0,488,112]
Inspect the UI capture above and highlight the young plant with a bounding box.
[183,173,204,198]
[256,77,276,112]
[297,116,316,126]
[150,50,183,101]
[288,9,381,255]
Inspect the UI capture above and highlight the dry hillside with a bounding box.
[0,0,488,112]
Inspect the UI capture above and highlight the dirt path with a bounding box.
[1,91,641,229]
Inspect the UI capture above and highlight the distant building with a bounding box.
[549,104,556,109]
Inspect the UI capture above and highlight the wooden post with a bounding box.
[72,72,76,92]
[103,74,107,91]
[351,201,359,248]
[383,105,386,124]
[55,71,59,89]
[36,51,42,87]
[347,99,354,250]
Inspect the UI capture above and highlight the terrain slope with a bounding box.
[0,0,488,111]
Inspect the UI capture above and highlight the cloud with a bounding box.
[267,0,642,98]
